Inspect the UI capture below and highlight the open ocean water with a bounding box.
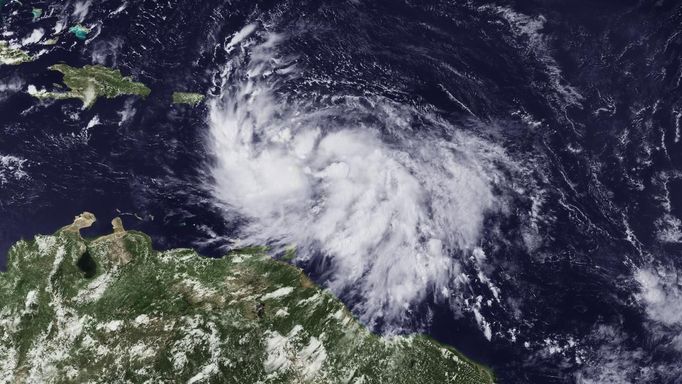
[1,0,682,382]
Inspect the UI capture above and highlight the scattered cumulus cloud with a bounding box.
[575,264,682,383]
[636,266,682,329]
[574,326,649,384]
[0,155,28,185]
[72,0,92,22]
[0,76,24,101]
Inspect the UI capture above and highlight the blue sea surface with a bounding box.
[1,1,681,383]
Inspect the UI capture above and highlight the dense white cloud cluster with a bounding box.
[206,26,516,328]
[636,267,682,329]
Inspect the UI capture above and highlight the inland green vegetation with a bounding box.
[0,41,31,65]
[172,91,205,106]
[28,64,151,108]
[0,213,494,383]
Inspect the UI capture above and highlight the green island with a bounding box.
[0,41,31,65]
[172,91,205,106]
[28,64,151,108]
[43,37,58,46]
[0,213,494,384]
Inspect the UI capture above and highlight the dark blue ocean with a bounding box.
[1,1,682,382]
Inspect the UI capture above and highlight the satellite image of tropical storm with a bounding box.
[1,0,682,383]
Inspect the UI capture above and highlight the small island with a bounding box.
[31,7,42,20]
[0,213,494,384]
[0,41,31,65]
[28,64,151,108]
[69,24,90,40]
[172,91,204,106]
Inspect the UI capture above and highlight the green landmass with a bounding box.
[28,64,151,108]
[43,37,58,46]
[69,24,89,40]
[172,91,205,106]
[0,41,31,65]
[0,213,494,384]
